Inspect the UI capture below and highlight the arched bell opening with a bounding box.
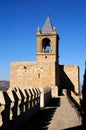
[42,38,52,53]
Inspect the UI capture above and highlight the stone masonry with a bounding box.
[10,17,80,103]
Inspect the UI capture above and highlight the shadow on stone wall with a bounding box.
[59,65,79,97]
[58,65,81,118]
[59,63,86,129]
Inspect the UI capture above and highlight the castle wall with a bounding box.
[10,62,56,89]
[59,65,80,103]
[63,65,80,94]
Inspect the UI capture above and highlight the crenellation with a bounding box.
[0,87,52,129]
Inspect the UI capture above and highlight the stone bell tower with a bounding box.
[36,17,59,64]
[36,17,60,97]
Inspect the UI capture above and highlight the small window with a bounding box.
[45,56,47,59]
[24,66,27,69]
[38,73,40,78]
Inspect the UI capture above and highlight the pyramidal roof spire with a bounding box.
[42,16,53,34]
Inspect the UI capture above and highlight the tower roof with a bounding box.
[42,17,53,34]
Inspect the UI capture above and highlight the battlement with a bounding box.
[0,87,51,129]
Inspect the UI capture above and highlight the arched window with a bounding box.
[42,38,52,53]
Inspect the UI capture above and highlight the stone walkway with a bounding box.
[48,95,81,130]
[20,95,84,130]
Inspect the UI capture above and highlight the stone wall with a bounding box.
[10,62,56,89]
[64,65,80,93]
[10,62,80,103]
[59,65,80,103]
[36,53,56,63]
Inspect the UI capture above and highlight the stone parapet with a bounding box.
[0,87,40,130]
[0,86,52,129]
[39,87,51,108]
[51,86,58,97]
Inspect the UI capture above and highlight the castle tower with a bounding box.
[36,17,60,97]
[36,17,59,64]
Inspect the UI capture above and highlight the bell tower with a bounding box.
[36,17,59,64]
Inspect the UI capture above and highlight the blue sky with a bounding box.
[0,0,86,86]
